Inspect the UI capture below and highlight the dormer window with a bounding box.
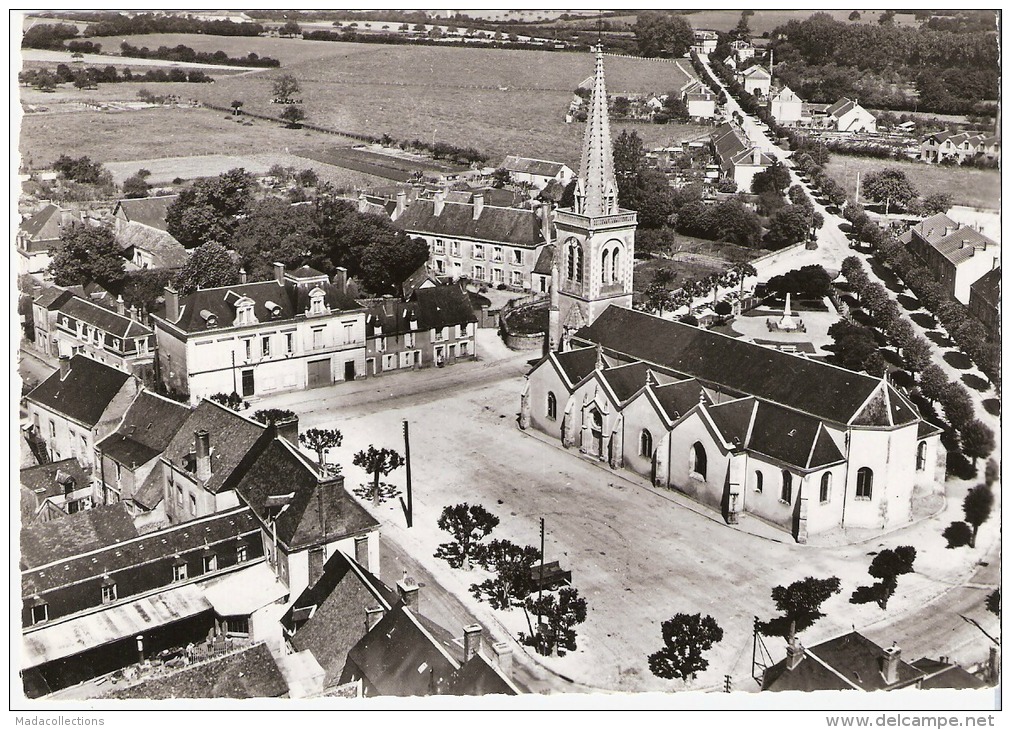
[308,288,327,316]
[233,295,257,326]
[200,309,218,329]
[265,300,282,319]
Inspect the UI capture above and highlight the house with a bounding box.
[20,505,273,696]
[730,39,755,64]
[25,355,141,468]
[762,632,986,692]
[47,294,156,381]
[692,30,718,57]
[521,306,945,542]
[768,86,803,126]
[682,80,717,120]
[112,194,178,230]
[500,155,575,190]
[30,285,74,360]
[20,459,97,525]
[152,263,368,403]
[94,389,191,516]
[919,131,1000,164]
[117,222,188,271]
[967,266,1000,339]
[739,65,772,97]
[394,193,553,290]
[900,214,1000,305]
[826,98,877,133]
[531,245,554,295]
[711,122,776,193]
[17,204,78,277]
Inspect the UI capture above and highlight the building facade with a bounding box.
[48,294,155,381]
[769,86,803,126]
[500,155,574,190]
[826,98,877,133]
[967,266,1000,339]
[712,122,776,193]
[901,214,1000,305]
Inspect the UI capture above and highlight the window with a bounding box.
[459,341,468,356]
[102,583,117,604]
[435,259,445,274]
[243,339,252,361]
[285,332,294,355]
[176,485,183,506]
[225,616,249,637]
[640,429,653,458]
[474,244,485,260]
[492,268,503,283]
[450,241,460,257]
[312,328,324,350]
[601,248,610,284]
[405,333,415,348]
[344,324,354,344]
[856,467,873,500]
[820,472,832,503]
[435,327,444,341]
[237,544,248,563]
[474,265,485,280]
[689,442,707,480]
[115,462,122,484]
[31,603,48,625]
[376,337,387,353]
[492,246,503,262]
[457,324,465,338]
[49,420,56,439]
[384,354,396,370]
[173,563,188,582]
[434,239,445,254]
[916,442,927,471]
[203,554,218,573]
[780,471,793,503]
[512,250,523,265]
[310,294,325,314]
[754,471,763,493]
[546,392,557,421]
[511,270,523,286]
[261,337,271,358]
[189,494,197,514]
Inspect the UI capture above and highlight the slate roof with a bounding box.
[446,655,519,696]
[970,266,1000,308]
[113,195,177,231]
[367,299,417,339]
[651,379,706,421]
[401,263,439,300]
[98,391,191,468]
[57,296,152,339]
[27,355,133,428]
[533,245,554,276]
[600,361,653,403]
[160,400,270,495]
[236,439,379,552]
[33,286,74,311]
[705,397,756,444]
[20,503,139,570]
[133,461,168,510]
[930,227,997,266]
[20,458,90,501]
[574,307,917,427]
[741,65,771,79]
[553,346,599,386]
[712,122,775,168]
[746,402,845,470]
[109,642,288,699]
[910,658,986,690]
[827,98,860,117]
[416,283,477,330]
[117,221,188,269]
[394,199,546,248]
[907,213,958,246]
[284,550,397,687]
[501,155,570,177]
[20,204,64,241]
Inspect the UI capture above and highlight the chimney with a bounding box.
[239,268,247,284]
[357,192,368,214]
[786,637,804,671]
[752,147,761,165]
[463,625,483,662]
[128,304,138,322]
[491,642,513,676]
[116,294,125,316]
[59,355,71,381]
[944,226,953,237]
[396,573,420,609]
[32,283,42,300]
[273,262,285,285]
[273,414,299,446]
[395,190,407,219]
[195,429,211,481]
[164,285,179,322]
[472,193,484,220]
[353,535,370,571]
[540,202,552,245]
[333,266,348,294]
[881,644,901,685]
[365,606,386,632]
[433,191,446,217]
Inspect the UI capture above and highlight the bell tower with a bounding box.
[550,44,637,351]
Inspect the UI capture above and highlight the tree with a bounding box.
[230,99,244,116]
[230,197,326,279]
[941,382,975,430]
[280,105,306,127]
[886,317,916,352]
[53,154,107,184]
[357,233,431,296]
[732,12,751,41]
[280,20,302,37]
[648,613,724,682]
[986,589,1000,618]
[299,428,344,473]
[862,168,918,216]
[848,10,861,21]
[984,458,999,487]
[922,192,952,215]
[960,420,995,467]
[522,587,587,656]
[759,576,842,640]
[252,408,296,426]
[434,503,499,570]
[917,364,949,403]
[469,539,540,609]
[943,521,973,549]
[175,241,241,294]
[122,168,152,199]
[868,546,917,580]
[272,73,301,101]
[644,282,672,316]
[353,446,405,507]
[49,222,125,289]
[962,484,994,547]
[766,265,832,299]
[731,262,757,295]
[751,162,791,196]
[902,335,932,374]
[828,320,879,372]
[633,11,694,58]
[165,168,255,248]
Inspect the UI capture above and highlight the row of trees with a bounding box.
[944,479,996,549]
[640,262,756,319]
[120,41,280,67]
[19,65,214,92]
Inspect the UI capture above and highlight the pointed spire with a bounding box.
[574,45,619,217]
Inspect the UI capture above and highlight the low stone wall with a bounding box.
[500,296,547,352]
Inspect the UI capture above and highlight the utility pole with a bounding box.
[401,419,413,527]
[724,674,732,693]
[538,517,546,653]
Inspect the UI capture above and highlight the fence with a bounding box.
[203,102,379,144]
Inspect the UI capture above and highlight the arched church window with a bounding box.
[689,442,707,480]
[546,392,557,421]
[640,429,652,458]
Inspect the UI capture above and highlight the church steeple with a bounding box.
[575,44,619,217]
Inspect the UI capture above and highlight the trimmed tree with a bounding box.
[943,521,973,549]
[902,335,933,374]
[252,408,296,426]
[986,589,1000,618]
[522,587,587,656]
[960,420,995,467]
[648,613,724,683]
[353,446,405,507]
[469,539,540,609]
[434,503,499,570]
[759,576,842,640]
[868,546,917,580]
[941,382,975,430]
[299,428,343,473]
[963,484,994,548]
[917,364,949,403]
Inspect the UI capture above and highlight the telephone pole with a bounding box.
[401,420,413,527]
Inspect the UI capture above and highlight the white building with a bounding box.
[499,156,575,190]
[769,86,804,126]
[826,98,877,133]
[739,65,772,97]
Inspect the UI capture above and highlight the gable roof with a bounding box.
[651,379,706,421]
[401,262,440,300]
[574,307,914,427]
[98,391,191,468]
[116,221,187,269]
[712,122,775,168]
[21,204,65,241]
[33,286,74,311]
[113,195,178,231]
[827,98,859,117]
[160,399,270,495]
[533,245,554,276]
[26,355,133,428]
[745,402,844,470]
[907,213,959,245]
[930,227,998,266]
[394,199,546,248]
[553,346,599,387]
[705,397,756,445]
[415,283,477,330]
[742,65,771,79]
[236,439,379,551]
[20,458,91,506]
[501,155,570,177]
[56,295,153,339]
[910,658,986,690]
[20,503,139,570]
[969,266,1000,307]
[600,361,653,403]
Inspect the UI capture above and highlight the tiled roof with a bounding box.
[109,642,288,699]
[113,195,177,231]
[161,400,270,495]
[27,355,133,428]
[827,98,857,117]
[20,204,63,240]
[970,266,1000,307]
[394,199,546,248]
[285,550,397,687]
[116,221,188,269]
[20,503,139,570]
[57,295,152,339]
[931,227,997,266]
[907,213,958,245]
[501,155,570,177]
[416,283,477,330]
[98,391,191,468]
[236,439,379,551]
[533,245,554,275]
[574,307,909,426]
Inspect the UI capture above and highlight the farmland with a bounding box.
[825,155,1000,211]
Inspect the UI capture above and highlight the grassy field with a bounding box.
[825,155,1000,211]
[48,35,700,164]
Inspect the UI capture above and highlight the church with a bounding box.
[521,47,944,543]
